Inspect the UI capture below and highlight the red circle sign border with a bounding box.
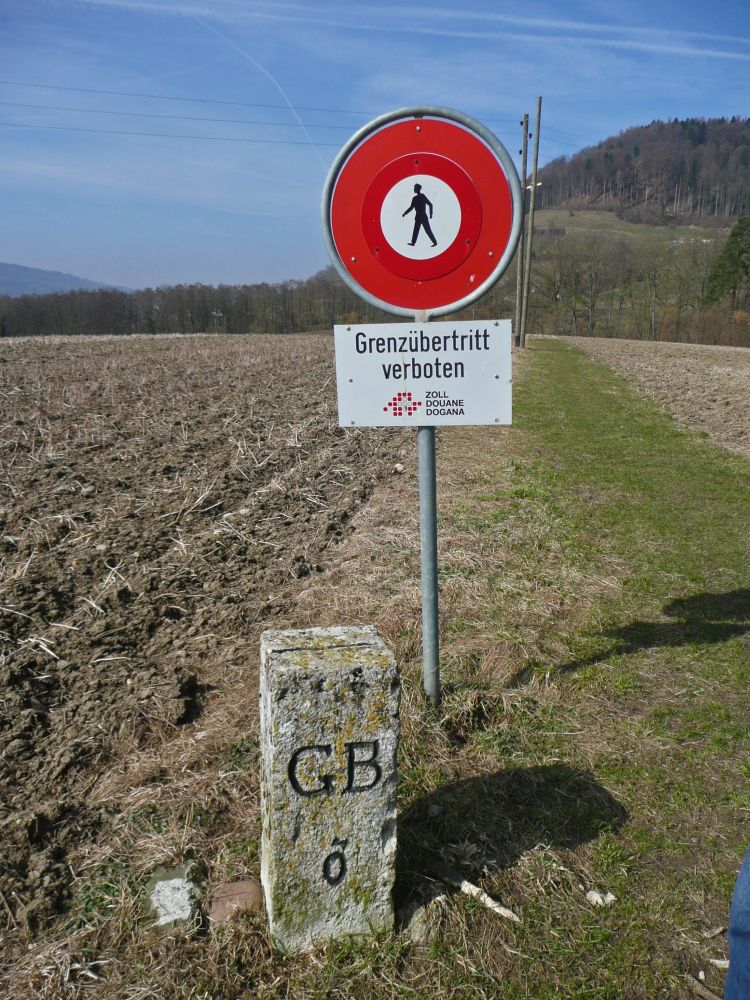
[360,152,482,282]
[323,108,522,317]
[331,119,509,311]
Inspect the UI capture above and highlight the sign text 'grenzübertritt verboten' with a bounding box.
[334,319,511,427]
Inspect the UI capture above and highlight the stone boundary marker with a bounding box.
[260,626,400,953]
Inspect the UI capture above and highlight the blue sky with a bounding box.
[1,0,748,289]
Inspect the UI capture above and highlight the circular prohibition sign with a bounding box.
[322,106,523,318]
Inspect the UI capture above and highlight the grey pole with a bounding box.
[415,309,440,708]
[520,96,542,349]
[514,113,529,347]
[418,424,440,708]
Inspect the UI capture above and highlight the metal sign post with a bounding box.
[418,423,440,707]
[323,107,522,708]
[333,314,512,706]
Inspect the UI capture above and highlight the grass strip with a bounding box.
[466,338,750,997]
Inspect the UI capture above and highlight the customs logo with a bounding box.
[383,391,422,417]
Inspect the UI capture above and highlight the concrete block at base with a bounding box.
[260,625,400,953]
[145,862,201,930]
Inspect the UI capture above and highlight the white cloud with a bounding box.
[66,0,750,61]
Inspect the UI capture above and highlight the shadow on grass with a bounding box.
[397,763,627,898]
[509,588,750,685]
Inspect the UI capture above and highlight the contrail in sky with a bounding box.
[193,16,328,169]
[63,2,750,62]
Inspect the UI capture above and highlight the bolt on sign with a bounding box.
[260,626,399,954]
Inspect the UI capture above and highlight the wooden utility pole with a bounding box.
[519,96,542,349]
[514,113,529,347]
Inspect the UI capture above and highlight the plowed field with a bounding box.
[0,333,406,932]
[561,336,750,460]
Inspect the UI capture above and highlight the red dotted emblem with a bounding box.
[384,391,422,417]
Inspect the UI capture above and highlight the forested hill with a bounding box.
[0,262,126,297]
[538,117,750,222]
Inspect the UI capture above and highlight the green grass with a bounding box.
[405,338,750,997]
[481,338,750,995]
[536,207,718,242]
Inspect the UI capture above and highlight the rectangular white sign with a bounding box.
[334,319,512,427]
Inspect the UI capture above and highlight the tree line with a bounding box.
[1,217,747,348]
[0,270,390,339]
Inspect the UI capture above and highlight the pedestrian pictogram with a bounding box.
[403,184,437,247]
[379,172,462,265]
[322,107,522,317]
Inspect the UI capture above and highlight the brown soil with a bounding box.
[558,336,750,461]
[0,333,409,935]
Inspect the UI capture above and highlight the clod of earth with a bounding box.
[208,878,264,925]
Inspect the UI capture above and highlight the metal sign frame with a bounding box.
[321,105,523,318]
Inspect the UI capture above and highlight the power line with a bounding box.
[0,100,358,130]
[0,78,379,116]
[0,116,579,155]
[0,78,526,130]
[0,87,585,153]
[0,121,340,146]
[539,135,588,149]
[543,125,598,142]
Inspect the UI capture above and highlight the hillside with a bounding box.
[0,262,126,297]
[527,208,750,345]
[538,116,750,224]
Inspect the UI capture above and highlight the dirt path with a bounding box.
[556,337,750,461]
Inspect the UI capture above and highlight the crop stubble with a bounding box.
[0,333,408,933]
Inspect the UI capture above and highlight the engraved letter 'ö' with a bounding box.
[287,744,334,797]
[344,740,381,793]
[323,838,348,886]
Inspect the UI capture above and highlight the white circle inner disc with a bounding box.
[380,175,461,260]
